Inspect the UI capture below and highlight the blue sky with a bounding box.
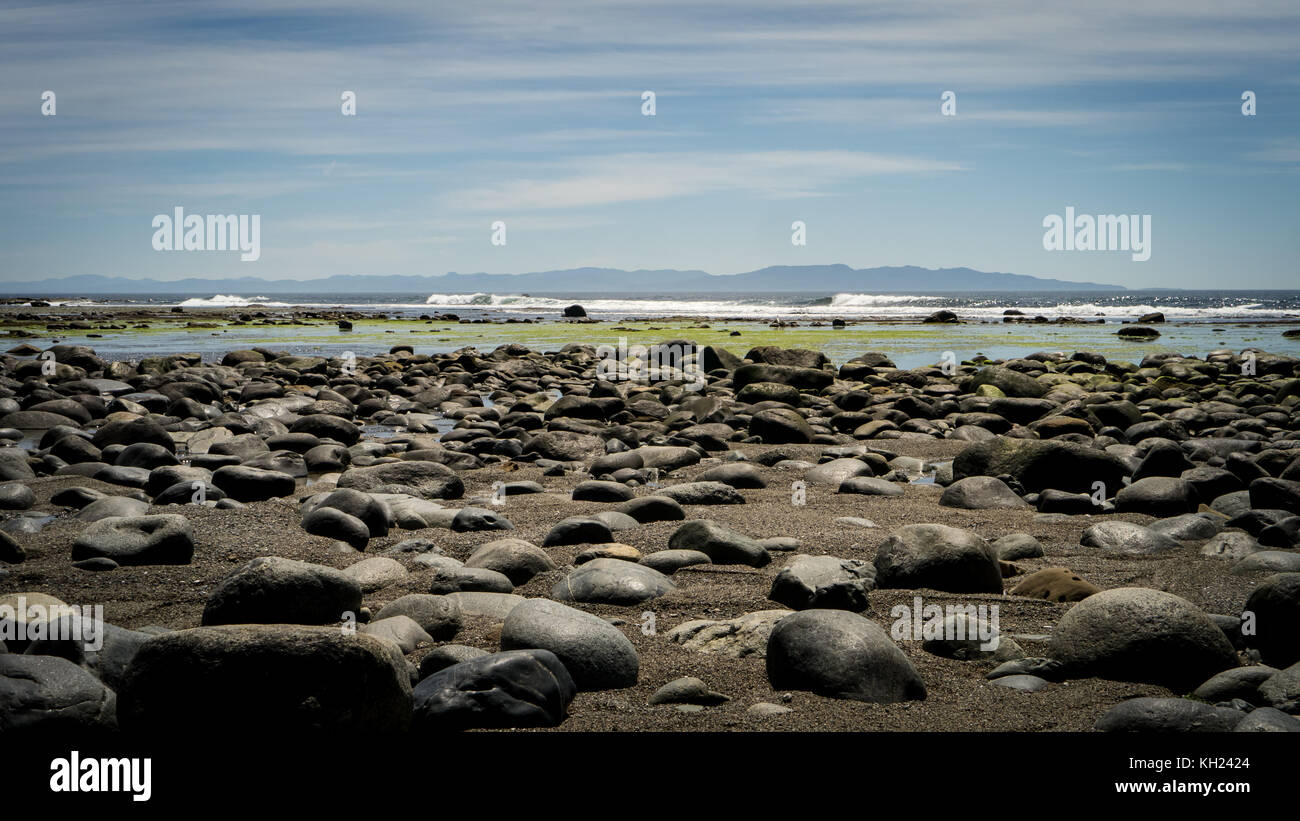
[2,0,1298,289]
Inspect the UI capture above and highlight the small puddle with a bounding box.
[2,513,56,534]
[361,424,408,440]
[12,432,43,451]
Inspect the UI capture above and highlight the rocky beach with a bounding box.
[2,306,1299,735]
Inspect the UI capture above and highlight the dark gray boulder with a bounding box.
[765,610,925,703]
[500,599,638,691]
[202,556,362,626]
[412,649,575,731]
[873,524,1002,593]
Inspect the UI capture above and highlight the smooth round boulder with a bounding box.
[654,481,745,505]
[748,408,814,444]
[1046,587,1239,691]
[417,645,489,678]
[765,609,926,703]
[212,465,296,502]
[991,532,1044,560]
[341,556,408,592]
[572,480,635,502]
[201,556,362,626]
[289,413,361,445]
[805,458,874,487]
[873,524,1002,593]
[92,417,174,452]
[1094,697,1244,732]
[500,598,638,691]
[336,461,464,500]
[695,463,767,489]
[75,495,149,522]
[309,487,389,538]
[302,506,370,549]
[615,495,685,523]
[0,654,117,732]
[1242,573,1300,668]
[1115,476,1198,517]
[667,519,770,567]
[450,506,515,533]
[1080,521,1180,555]
[541,516,613,547]
[551,558,676,605]
[464,538,556,585]
[939,476,1029,510]
[640,549,712,575]
[71,514,195,566]
[0,483,36,511]
[372,594,461,641]
[838,476,905,497]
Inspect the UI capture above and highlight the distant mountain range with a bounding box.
[0,265,1125,295]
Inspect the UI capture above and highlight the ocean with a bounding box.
[38,289,1300,321]
[17,289,1300,370]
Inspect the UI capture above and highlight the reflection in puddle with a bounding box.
[2,513,56,534]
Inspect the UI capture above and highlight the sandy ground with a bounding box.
[6,435,1274,733]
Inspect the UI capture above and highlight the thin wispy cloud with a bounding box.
[0,0,1297,287]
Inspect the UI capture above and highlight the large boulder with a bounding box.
[769,555,875,611]
[301,506,371,550]
[116,624,412,733]
[873,524,1003,593]
[966,366,1048,398]
[525,431,604,462]
[1080,521,1180,555]
[337,461,464,500]
[551,558,676,606]
[92,417,174,452]
[464,538,556,585]
[667,519,770,567]
[0,654,117,732]
[748,409,814,444]
[938,476,1029,510]
[1115,477,1198,517]
[1095,697,1245,732]
[202,556,362,626]
[305,488,390,539]
[1258,661,1300,710]
[289,413,360,445]
[1046,587,1239,691]
[805,458,874,487]
[655,481,745,505]
[411,649,576,731]
[953,437,1127,494]
[499,599,638,690]
[371,594,461,641]
[732,363,833,392]
[765,610,926,703]
[1250,477,1300,515]
[71,514,195,565]
[1242,573,1300,668]
[616,495,686,523]
[212,465,296,502]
